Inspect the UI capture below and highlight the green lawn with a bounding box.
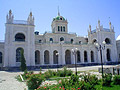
[95,82,120,90]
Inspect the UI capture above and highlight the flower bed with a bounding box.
[16,67,120,90]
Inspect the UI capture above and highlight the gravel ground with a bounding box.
[0,65,116,90]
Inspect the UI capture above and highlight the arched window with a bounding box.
[35,50,40,64]
[16,48,24,62]
[77,51,81,63]
[85,38,88,43]
[63,26,65,32]
[50,38,53,42]
[91,51,94,62]
[107,49,111,61]
[84,51,88,62]
[15,33,25,41]
[61,26,62,31]
[53,50,58,64]
[60,37,64,41]
[71,39,73,44]
[0,52,2,63]
[105,38,111,44]
[60,18,62,20]
[39,40,41,43]
[92,39,97,44]
[58,26,60,31]
[79,41,81,44]
[44,50,49,64]
[65,50,71,64]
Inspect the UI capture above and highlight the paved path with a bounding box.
[0,71,27,90]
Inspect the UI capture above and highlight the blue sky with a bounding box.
[0,0,120,40]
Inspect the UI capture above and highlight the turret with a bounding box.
[51,11,68,33]
[6,10,14,24]
[89,24,91,33]
[98,20,100,28]
[109,21,114,32]
[27,12,34,25]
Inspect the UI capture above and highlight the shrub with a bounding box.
[113,75,120,85]
[57,70,65,77]
[44,71,51,79]
[29,71,34,74]
[57,67,73,77]
[27,74,43,90]
[39,67,42,74]
[81,81,96,90]
[20,49,27,71]
[79,73,98,90]
[69,74,79,85]
[66,69,73,76]
[59,78,70,88]
[102,74,112,86]
[81,73,98,85]
[24,69,28,75]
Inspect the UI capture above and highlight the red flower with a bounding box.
[44,87,46,89]
[78,88,81,89]
[63,87,65,90]
[37,86,41,89]
[59,87,61,89]
[59,80,61,83]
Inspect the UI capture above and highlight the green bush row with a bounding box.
[23,68,120,90]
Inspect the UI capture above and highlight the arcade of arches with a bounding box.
[34,50,98,65]
[15,48,111,65]
[35,49,111,64]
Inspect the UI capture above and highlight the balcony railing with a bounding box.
[15,39,25,42]
[44,31,76,35]
[35,41,88,45]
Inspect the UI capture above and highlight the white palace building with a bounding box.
[0,10,120,69]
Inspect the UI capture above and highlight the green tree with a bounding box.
[20,49,27,71]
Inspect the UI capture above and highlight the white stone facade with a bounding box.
[116,35,120,62]
[0,10,119,68]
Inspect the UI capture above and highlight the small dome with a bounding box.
[53,15,65,21]
[116,35,120,41]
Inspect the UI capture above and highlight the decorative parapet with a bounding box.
[12,20,34,25]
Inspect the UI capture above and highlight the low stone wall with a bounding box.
[98,66,120,75]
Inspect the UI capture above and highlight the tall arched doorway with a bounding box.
[91,51,94,62]
[84,51,88,62]
[107,49,111,61]
[16,48,24,62]
[65,50,71,64]
[0,52,2,63]
[77,51,81,63]
[53,50,58,64]
[44,50,49,64]
[35,50,40,64]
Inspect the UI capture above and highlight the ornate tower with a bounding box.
[51,11,68,33]
[4,10,35,67]
[88,20,117,64]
